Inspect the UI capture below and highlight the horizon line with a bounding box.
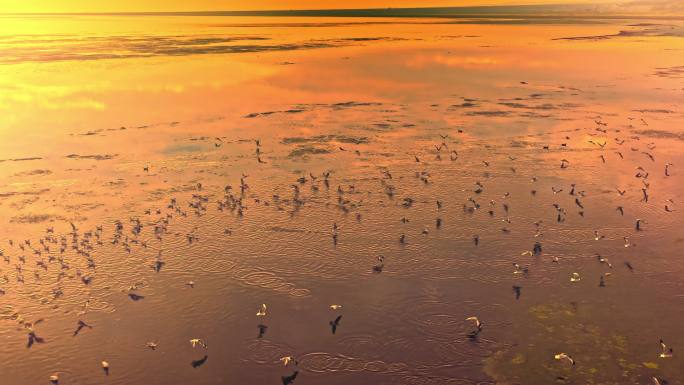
[1,4,683,17]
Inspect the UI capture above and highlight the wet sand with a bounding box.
[0,14,683,385]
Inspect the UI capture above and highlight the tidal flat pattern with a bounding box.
[0,14,683,385]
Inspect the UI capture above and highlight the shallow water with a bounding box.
[0,14,683,385]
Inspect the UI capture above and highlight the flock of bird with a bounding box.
[0,112,680,385]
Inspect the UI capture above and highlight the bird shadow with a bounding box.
[191,355,208,368]
[282,370,298,385]
[329,315,342,334]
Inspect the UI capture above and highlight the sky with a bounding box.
[0,0,624,13]
[0,0,681,13]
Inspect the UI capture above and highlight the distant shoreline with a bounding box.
[1,5,683,19]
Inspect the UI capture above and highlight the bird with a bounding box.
[372,256,384,273]
[330,304,343,310]
[660,339,674,358]
[190,338,207,348]
[280,356,297,367]
[101,361,110,375]
[570,272,581,282]
[256,304,267,317]
[513,263,529,275]
[465,316,482,337]
[599,273,612,286]
[465,316,482,330]
[554,353,575,365]
[49,374,59,384]
[616,188,626,196]
[597,254,613,268]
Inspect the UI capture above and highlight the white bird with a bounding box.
[146,341,158,350]
[660,339,673,358]
[49,374,59,384]
[101,360,110,375]
[570,272,581,282]
[256,303,267,317]
[330,304,343,310]
[190,338,207,348]
[280,356,296,367]
[465,316,482,330]
[554,352,575,365]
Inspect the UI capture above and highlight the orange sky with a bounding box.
[0,0,618,13]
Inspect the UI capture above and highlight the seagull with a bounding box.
[465,316,482,330]
[660,339,674,358]
[596,255,613,268]
[190,339,207,348]
[593,231,605,241]
[616,188,626,196]
[146,341,158,350]
[599,273,612,287]
[49,374,59,384]
[616,206,624,216]
[554,353,575,366]
[280,356,297,367]
[665,163,673,176]
[372,256,384,273]
[513,263,529,275]
[570,272,581,282]
[101,361,110,375]
[256,304,267,317]
[330,304,343,310]
[465,316,482,338]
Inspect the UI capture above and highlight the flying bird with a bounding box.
[554,353,575,366]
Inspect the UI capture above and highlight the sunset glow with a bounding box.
[1,2,683,385]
